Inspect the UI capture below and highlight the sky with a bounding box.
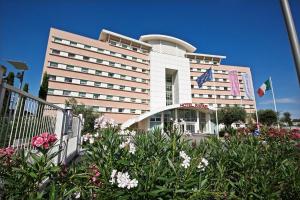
[0,0,299,118]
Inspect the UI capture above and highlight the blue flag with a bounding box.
[196,68,213,88]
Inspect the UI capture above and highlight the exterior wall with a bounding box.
[41,28,256,127]
[42,28,151,123]
[148,43,192,110]
[190,63,256,113]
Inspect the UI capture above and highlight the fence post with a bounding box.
[0,68,5,112]
[54,110,65,164]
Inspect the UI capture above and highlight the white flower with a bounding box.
[89,137,94,144]
[197,158,209,170]
[179,151,191,169]
[129,143,136,154]
[103,145,107,151]
[116,172,131,188]
[127,178,138,189]
[109,169,117,184]
[94,132,99,138]
[74,192,80,199]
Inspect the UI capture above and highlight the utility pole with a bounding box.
[280,0,300,86]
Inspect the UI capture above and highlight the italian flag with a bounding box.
[257,79,271,97]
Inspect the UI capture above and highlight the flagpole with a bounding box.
[252,88,260,131]
[269,76,280,129]
[212,66,219,138]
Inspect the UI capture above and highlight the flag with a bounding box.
[242,73,254,100]
[257,78,271,97]
[228,70,240,96]
[196,68,212,88]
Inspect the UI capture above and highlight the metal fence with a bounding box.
[0,82,83,164]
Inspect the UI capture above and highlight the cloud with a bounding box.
[259,98,300,105]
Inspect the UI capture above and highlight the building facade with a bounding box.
[42,28,256,134]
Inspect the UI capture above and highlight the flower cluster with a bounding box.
[197,158,209,171]
[94,116,117,129]
[89,164,102,187]
[179,151,191,168]
[109,170,138,189]
[83,132,100,144]
[31,133,57,150]
[118,129,136,136]
[120,138,136,154]
[0,147,14,157]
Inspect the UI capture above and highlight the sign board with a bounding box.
[179,103,208,109]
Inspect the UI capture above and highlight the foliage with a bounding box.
[65,97,100,134]
[1,127,300,199]
[258,109,278,126]
[23,83,29,92]
[39,72,49,100]
[281,112,293,127]
[218,107,247,128]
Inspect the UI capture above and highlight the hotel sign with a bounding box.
[180,103,208,109]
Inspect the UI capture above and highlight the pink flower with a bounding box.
[0,147,15,157]
[291,133,300,140]
[32,136,44,147]
[31,133,57,150]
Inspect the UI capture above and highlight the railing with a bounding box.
[0,82,83,164]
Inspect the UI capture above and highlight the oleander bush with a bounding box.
[0,127,300,199]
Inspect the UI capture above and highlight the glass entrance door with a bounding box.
[186,124,195,134]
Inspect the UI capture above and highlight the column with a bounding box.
[196,110,200,134]
[206,113,212,134]
[160,111,164,131]
[175,109,178,122]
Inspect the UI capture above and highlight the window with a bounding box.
[130,109,136,114]
[84,45,91,49]
[49,62,58,67]
[109,62,115,66]
[81,68,88,73]
[66,65,74,71]
[93,94,100,99]
[122,44,128,48]
[131,87,136,92]
[142,89,147,93]
[106,107,112,112]
[107,84,113,89]
[217,95,221,99]
[107,95,113,100]
[92,106,99,111]
[132,67,137,71]
[131,98,136,102]
[68,53,75,58]
[48,75,56,81]
[119,97,125,102]
[70,41,77,46]
[63,90,71,96]
[54,38,62,42]
[121,75,126,79]
[132,47,137,51]
[98,48,104,53]
[109,40,117,46]
[79,92,86,97]
[224,87,228,91]
[119,85,125,90]
[52,49,60,54]
[208,94,212,98]
[132,77,136,81]
[118,108,124,113]
[110,52,116,56]
[80,80,87,85]
[122,54,127,59]
[65,77,72,83]
[132,57,137,61]
[108,73,114,77]
[95,82,101,87]
[96,59,103,64]
[121,64,126,68]
[95,70,102,75]
[48,89,54,95]
[142,69,147,73]
[83,56,89,61]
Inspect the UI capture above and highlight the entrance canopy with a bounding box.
[121,103,215,130]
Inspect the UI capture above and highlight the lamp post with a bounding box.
[7,60,29,89]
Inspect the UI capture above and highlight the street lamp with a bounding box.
[7,60,29,89]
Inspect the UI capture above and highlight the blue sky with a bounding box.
[0,0,299,118]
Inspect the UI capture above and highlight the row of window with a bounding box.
[192,93,251,100]
[189,59,219,65]
[50,49,150,75]
[74,104,148,114]
[53,37,149,64]
[206,103,255,109]
[108,39,149,54]
[191,76,243,83]
[48,74,149,93]
[48,88,149,104]
[48,59,149,84]
[190,68,246,76]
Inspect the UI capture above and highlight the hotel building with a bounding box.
[42,28,256,134]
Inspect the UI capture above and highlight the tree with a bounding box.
[2,72,15,114]
[65,97,100,133]
[257,109,278,126]
[39,72,49,100]
[218,107,247,128]
[22,83,29,92]
[6,72,15,86]
[281,112,292,127]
